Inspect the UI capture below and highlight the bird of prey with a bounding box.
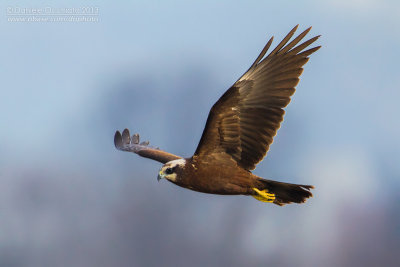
[114,25,320,205]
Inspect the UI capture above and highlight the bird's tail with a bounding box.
[252,178,314,206]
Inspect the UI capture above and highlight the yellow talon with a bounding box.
[252,188,276,203]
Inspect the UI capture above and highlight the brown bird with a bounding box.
[114,25,320,205]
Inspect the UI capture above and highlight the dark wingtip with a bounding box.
[302,26,312,36]
[132,133,139,144]
[122,129,131,145]
[114,131,122,149]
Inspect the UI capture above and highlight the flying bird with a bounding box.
[114,25,320,205]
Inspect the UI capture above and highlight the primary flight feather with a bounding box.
[115,25,320,205]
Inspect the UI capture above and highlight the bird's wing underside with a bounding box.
[194,25,320,171]
[114,129,182,164]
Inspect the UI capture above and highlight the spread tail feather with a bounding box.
[252,179,314,206]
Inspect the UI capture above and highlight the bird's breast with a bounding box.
[174,159,254,195]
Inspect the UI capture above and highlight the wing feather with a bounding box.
[114,129,182,164]
[194,26,320,170]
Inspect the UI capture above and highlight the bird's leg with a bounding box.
[252,188,276,203]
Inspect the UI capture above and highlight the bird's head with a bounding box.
[158,158,186,182]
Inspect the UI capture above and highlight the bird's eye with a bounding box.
[165,168,173,174]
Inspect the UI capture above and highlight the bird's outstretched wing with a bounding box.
[194,25,320,170]
[114,129,182,164]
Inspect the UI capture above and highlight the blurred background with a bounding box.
[1,0,399,266]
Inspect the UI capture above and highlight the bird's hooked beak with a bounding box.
[157,170,165,182]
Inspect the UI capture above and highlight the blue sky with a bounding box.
[1,1,399,266]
